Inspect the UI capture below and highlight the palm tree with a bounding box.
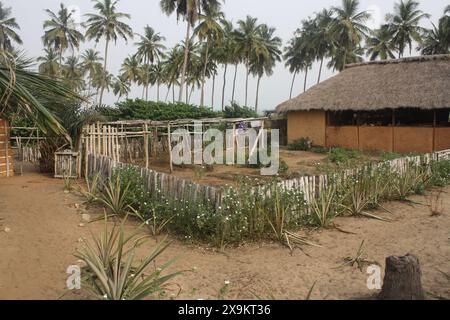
[175,39,201,104]
[330,0,371,70]
[162,46,183,102]
[328,45,364,71]
[43,3,84,67]
[440,5,450,49]
[0,2,22,51]
[81,49,103,96]
[113,75,130,101]
[250,24,281,111]
[138,63,155,100]
[92,69,113,105]
[135,25,166,64]
[152,62,165,102]
[85,0,133,106]
[37,48,61,78]
[311,9,334,83]
[194,6,224,106]
[386,0,430,58]
[120,54,140,90]
[366,25,397,60]
[63,56,85,91]
[0,52,78,136]
[135,25,166,99]
[160,0,222,103]
[234,16,266,107]
[216,20,236,110]
[418,22,450,55]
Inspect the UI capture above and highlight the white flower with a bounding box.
[224,281,230,285]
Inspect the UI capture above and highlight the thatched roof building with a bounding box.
[276,55,450,153]
[276,55,450,114]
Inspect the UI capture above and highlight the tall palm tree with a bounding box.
[194,6,224,106]
[85,0,133,106]
[112,75,130,101]
[81,49,103,96]
[138,63,155,100]
[234,16,266,107]
[330,0,371,71]
[160,0,222,103]
[0,2,22,51]
[366,25,397,60]
[135,25,166,100]
[91,69,113,105]
[43,3,84,67]
[152,62,165,102]
[216,20,236,110]
[386,0,430,58]
[120,54,140,89]
[418,22,450,55]
[441,5,450,49]
[62,56,85,91]
[37,48,61,78]
[135,25,166,64]
[162,46,183,102]
[175,39,201,104]
[311,9,334,83]
[250,24,281,111]
[284,37,302,99]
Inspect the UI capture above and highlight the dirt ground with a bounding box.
[1,164,450,300]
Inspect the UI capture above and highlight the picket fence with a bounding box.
[87,149,450,210]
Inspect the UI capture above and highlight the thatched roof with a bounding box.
[276,55,450,113]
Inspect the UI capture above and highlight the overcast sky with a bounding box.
[4,0,449,111]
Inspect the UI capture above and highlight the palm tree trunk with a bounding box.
[99,38,110,106]
[317,57,324,84]
[221,64,228,111]
[185,81,189,104]
[179,21,191,103]
[255,75,261,112]
[172,84,175,103]
[189,84,194,103]
[165,84,171,102]
[232,63,238,103]
[145,84,150,101]
[303,68,308,93]
[289,71,297,99]
[245,57,250,106]
[59,47,63,75]
[157,81,160,102]
[211,74,215,109]
[200,40,210,106]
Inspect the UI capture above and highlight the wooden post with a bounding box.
[4,122,10,177]
[168,123,173,173]
[433,110,437,152]
[379,254,425,300]
[144,123,149,169]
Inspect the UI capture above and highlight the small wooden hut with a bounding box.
[276,55,450,153]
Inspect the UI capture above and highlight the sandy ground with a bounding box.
[1,164,450,300]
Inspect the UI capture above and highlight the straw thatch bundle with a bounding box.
[276,55,450,114]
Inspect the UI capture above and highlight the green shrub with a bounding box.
[310,146,329,154]
[429,160,450,187]
[328,148,362,165]
[288,138,313,151]
[380,152,402,161]
[223,102,258,118]
[100,99,221,121]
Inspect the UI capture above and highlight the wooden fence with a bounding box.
[87,154,223,208]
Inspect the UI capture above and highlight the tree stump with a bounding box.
[379,254,425,300]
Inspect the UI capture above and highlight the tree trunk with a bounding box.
[99,38,110,106]
[255,75,261,112]
[188,84,194,104]
[142,86,145,99]
[303,67,308,93]
[289,71,297,99]
[185,80,189,104]
[157,81,160,102]
[221,64,228,111]
[379,254,425,300]
[211,74,215,109]
[245,57,250,107]
[318,57,324,84]
[59,46,63,75]
[145,84,150,101]
[179,21,191,103]
[232,63,238,103]
[200,40,210,106]
[165,85,170,102]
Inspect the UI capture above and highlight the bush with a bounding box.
[288,138,313,151]
[223,102,258,118]
[100,99,221,121]
[429,160,450,187]
[328,148,362,165]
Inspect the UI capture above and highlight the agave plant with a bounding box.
[393,163,428,201]
[309,184,340,228]
[76,215,181,300]
[79,173,101,204]
[100,175,131,216]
